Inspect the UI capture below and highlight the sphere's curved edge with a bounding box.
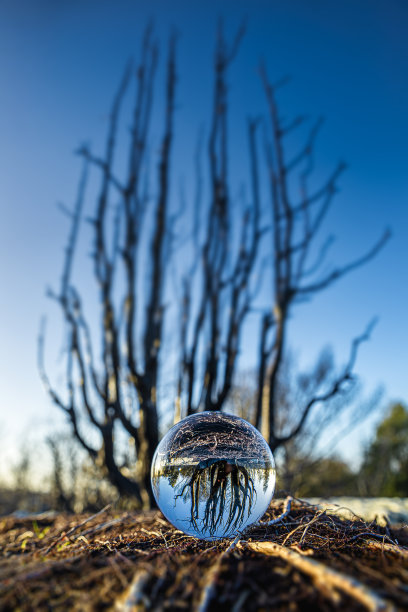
[151,412,276,540]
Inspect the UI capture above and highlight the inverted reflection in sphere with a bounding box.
[151,412,276,540]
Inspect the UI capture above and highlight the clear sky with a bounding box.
[0,0,407,474]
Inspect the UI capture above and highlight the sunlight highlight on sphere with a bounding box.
[151,412,276,540]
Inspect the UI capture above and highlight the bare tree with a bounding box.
[40,27,175,507]
[174,24,264,418]
[254,67,390,451]
[47,434,77,512]
[39,25,389,507]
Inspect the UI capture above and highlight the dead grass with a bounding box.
[0,499,407,611]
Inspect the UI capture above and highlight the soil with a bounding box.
[0,498,407,611]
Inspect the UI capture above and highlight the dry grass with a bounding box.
[0,499,407,611]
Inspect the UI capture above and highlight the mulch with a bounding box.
[0,498,407,611]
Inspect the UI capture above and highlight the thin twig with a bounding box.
[113,568,151,611]
[250,496,293,530]
[196,536,241,612]
[350,531,396,544]
[196,498,294,612]
[42,504,111,555]
[366,539,408,558]
[281,509,326,546]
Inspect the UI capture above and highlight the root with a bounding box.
[241,541,392,612]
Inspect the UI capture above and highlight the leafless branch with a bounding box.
[276,320,378,447]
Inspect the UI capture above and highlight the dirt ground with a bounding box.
[0,498,407,611]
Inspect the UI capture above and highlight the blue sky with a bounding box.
[0,0,407,474]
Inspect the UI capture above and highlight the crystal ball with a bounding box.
[151,412,276,540]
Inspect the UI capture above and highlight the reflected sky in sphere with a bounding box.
[151,412,276,540]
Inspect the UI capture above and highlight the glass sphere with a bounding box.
[151,412,276,540]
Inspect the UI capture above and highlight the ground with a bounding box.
[0,499,407,611]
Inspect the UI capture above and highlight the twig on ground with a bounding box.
[196,535,241,612]
[366,539,408,558]
[0,555,84,587]
[248,496,293,531]
[107,556,129,589]
[80,516,128,539]
[282,509,326,546]
[113,568,151,611]
[241,541,393,612]
[42,504,112,555]
[195,498,295,612]
[350,531,398,545]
